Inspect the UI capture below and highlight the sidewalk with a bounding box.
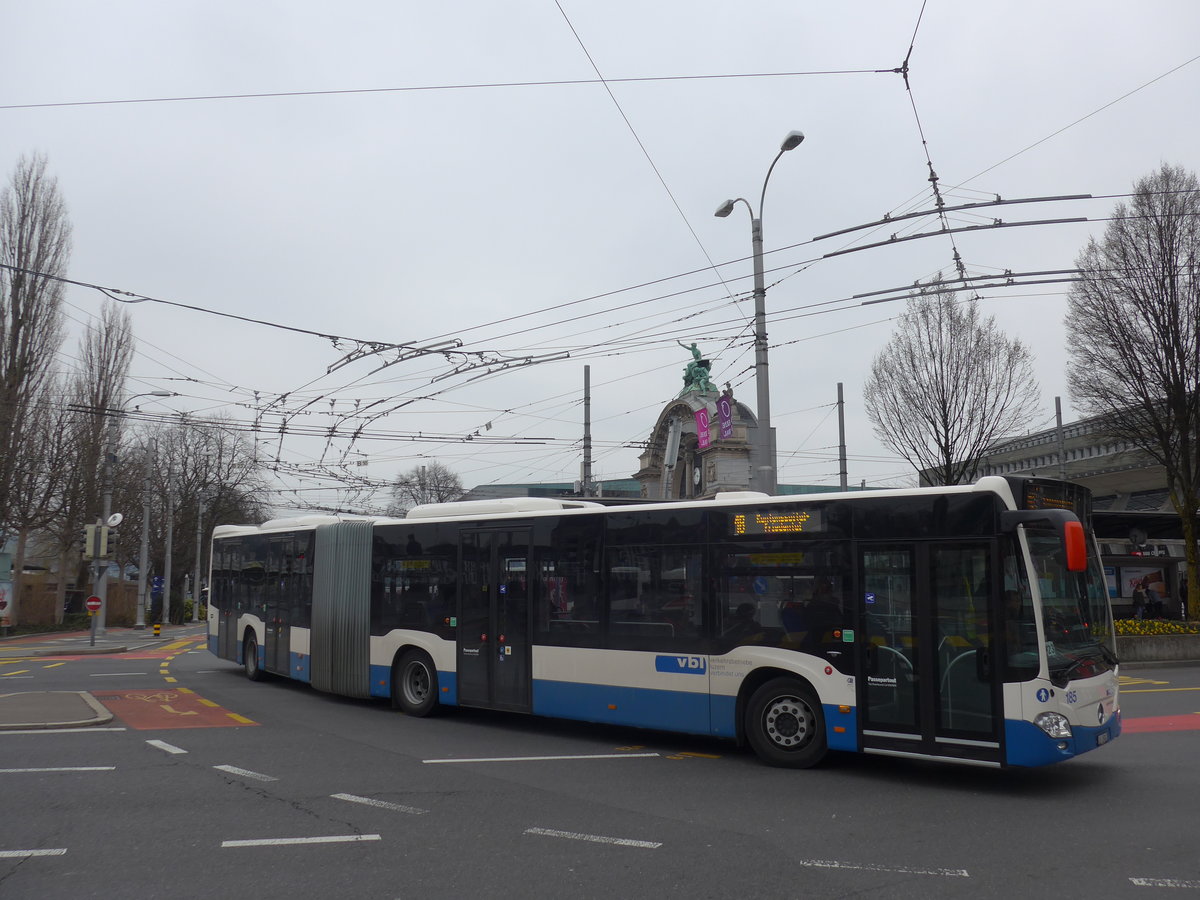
[0,623,206,659]
[0,624,208,730]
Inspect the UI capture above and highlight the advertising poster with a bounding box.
[717,395,734,439]
[694,408,711,449]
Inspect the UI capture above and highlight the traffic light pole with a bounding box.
[94,413,118,634]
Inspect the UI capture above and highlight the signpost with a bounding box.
[86,595,102,646]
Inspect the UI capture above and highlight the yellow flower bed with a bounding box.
[1114,618,1200,636]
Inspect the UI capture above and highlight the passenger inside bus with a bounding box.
[722,602,763,641]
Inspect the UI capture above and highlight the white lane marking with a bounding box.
[221,835,381,848]
[0,767,115,773]
[330,793,427,815]
[214,765,277,782]
[0,728,126,735]
[146,739,188,755]
[424,752,660,764]
[524,827,661,850]
[796,859,969,878]
[0,849,68,858]
[90,672,148,677]
[1131,877,1200,888]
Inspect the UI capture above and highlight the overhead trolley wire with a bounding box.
[0,69,898,112]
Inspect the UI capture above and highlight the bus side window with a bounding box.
[535,520,601,647]
[605,547,704,653]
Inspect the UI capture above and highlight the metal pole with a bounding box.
[582,365,593,497]
[94,412,118,633]
[1055,396,1068,482]
[192,499,203,623]
[135,444,151,629]
[837,382,848,490]
[750,214,774,495]
[163,475,173,626]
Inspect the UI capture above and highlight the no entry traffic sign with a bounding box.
[85,596,102,612]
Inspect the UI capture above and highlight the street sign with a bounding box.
[85,596,103,612]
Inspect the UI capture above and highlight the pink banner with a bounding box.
[694,408,711,449]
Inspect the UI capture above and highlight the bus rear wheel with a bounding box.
[745,677,827,768]
[243,635,262,682]
[392,650,439,717]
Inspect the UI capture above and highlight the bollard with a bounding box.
[153,623,161,637]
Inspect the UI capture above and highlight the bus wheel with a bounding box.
[243,635,262,681]
[745,677,827,768]
[392,650,439,717]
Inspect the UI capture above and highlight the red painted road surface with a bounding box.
[1121,713,1200,734]
[91,688,258,729]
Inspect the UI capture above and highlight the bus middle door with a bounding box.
[457,529,532,713]
[857,542,1001,765]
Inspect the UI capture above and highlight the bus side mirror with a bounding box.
[1000,509,1089,572]
[1064,520,1086,572]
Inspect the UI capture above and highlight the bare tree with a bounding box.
[142,417,268,616]
[49,303,133,621]
[388,461,465,514]
[3,378,75,624]
[0,154,71,530]
[1066,163,1200,620]
[864,282,1041,485]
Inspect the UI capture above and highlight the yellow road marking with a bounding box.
[164,677,177,683]
[198,699,219,707]
[160,704,198,717]
[676,751,722,759]
[1,670,29,676]
[42,662,65,669]
[226,714,256,724]
[177,687,194,694]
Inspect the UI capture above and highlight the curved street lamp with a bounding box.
[715,130,805,496]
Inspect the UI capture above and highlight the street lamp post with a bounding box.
[192,490,212,623]
[93,390,174,633]
[715,129,805,496]
[134,442,152,629]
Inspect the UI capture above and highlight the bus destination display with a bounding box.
[732,508,822,536]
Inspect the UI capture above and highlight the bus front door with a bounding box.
[457,529,532,713]
[858,542,1001,765]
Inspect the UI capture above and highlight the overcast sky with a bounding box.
[4,1,1199,515]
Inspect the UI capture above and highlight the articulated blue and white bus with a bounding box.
[207,475,1120,768]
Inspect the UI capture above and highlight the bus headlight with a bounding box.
[1035,712,1073,739]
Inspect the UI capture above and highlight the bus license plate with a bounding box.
[1096,731,1110,746]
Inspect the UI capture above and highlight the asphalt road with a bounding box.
[2,635,1198,899]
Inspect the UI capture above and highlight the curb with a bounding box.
[0,691,115,730]
[0,645,131,658]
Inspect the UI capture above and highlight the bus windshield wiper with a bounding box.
[1050,657,1086,688]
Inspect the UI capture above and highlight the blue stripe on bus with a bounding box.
[291,653,311,683]
[825,704,858,752]
[1004,713,1121,767]
[533,679,712,735]
[207,634,218,655]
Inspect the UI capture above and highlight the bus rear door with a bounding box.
[457,529,532,713]
[857,542,1002,765]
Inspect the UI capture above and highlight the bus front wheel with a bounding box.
[243,635,262,682]
[392,650,439,717]
[745,677,827,768]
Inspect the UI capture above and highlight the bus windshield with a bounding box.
[1026,529,1117,685]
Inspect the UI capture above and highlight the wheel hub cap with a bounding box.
[765,697,811,749]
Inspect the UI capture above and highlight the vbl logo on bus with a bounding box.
[655,655,707,674]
